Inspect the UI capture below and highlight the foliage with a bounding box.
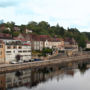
[13,32,20,37]
[2,30,11,34]
[15,54,21,62]
[42,48,53,56]
[77,34,87,48]
[1,21,90,48]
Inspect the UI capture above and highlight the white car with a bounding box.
[10,61,17,64]
[18,60,23,63]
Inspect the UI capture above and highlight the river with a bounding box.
[0,62,90,90]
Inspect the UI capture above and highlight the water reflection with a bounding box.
[0,62,90,90]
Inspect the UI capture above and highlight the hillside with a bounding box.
[0,21,89,48]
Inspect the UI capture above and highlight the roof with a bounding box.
[13,37,27,41]
[0,40,4,43]
[14,33,63,42]
[64,38,76,44]
[0,33,12,39]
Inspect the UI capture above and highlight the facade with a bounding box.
[6,69,31,89]
[16,34,64,51]
[43,37,64,50]
[14,26,20,31]
[25,29,32,34]
[86,42,90,49]
[64,38,78,52]
[2,39,31,63]
[30,34,64,51]
[0,40,5,64]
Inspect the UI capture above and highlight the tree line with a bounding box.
[0,21,90,48]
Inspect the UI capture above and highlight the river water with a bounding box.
[0,63,90,90]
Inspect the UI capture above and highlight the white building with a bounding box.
[2,39,31,63]
[25,29,32,34]
[6,69,31,88]
[86,42,90,49]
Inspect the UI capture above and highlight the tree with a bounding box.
[42,48,53,56]
[77,34,87,48]
[6,21,15,37]
[55,24,65,37]
[20,24,26,33]
[2,30,11,34]
[15,55,21,62]
[13,32,20,37]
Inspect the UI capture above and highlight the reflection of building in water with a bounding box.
[5,66,76,89]
[0,74,6,90]
[30,68,75,87]
[6,69,31,89]
[65,70,74,76]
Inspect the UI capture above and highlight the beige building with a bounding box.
[2,39,31,63]
[64,38,78,56]
[0,40,5,64]
[86,42,90,49]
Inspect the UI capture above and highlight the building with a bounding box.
[64,38,78,56]
[86,41,90,49]
[1,39,31,63]
[28,34,64,51]
[25,29,32,34]
[40,35,64,50]
[0,40,5,64]
[6,69,31,89]
[15,33,64,51]
[14,26,20,31]
[0,33,12,39]
[64,38,78,51]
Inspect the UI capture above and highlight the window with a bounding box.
[18,46,22,49]
[13,46,17,49]
[13,51,15,53]
[23,50,27,52]
[0,51,2,55]
[7,46,11,49]
[0,45,3,48]
[28,50,31,52]
[6,51,11,53]
[18,51,22,53]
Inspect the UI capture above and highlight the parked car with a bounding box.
[10,61,17,64]
[23,60,29,63]
[34,59,41,61]
[18,60,23,63]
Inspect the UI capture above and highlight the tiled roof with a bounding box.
[0,33,12,39]
[64,37,76,44]
[14,33,63,42]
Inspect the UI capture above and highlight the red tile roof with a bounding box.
[64,38,76,44]
[0,33,12,39]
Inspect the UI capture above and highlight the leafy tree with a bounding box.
[1,20,89,49]
[2,30,11,34]
[20,24,26,33]
[77,34,87,48]
[15,55,21,62]
[42,48,53,56]
[6,21,15,37]
[13,32,20,37]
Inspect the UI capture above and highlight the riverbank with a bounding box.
[0,54,90,73]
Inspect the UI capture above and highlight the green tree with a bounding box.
[13,32,20,37]
[6,21,15,37]
[77,34,87,48]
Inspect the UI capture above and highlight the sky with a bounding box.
[0,0,90,32]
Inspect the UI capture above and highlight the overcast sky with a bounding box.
[0,0,90,32]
